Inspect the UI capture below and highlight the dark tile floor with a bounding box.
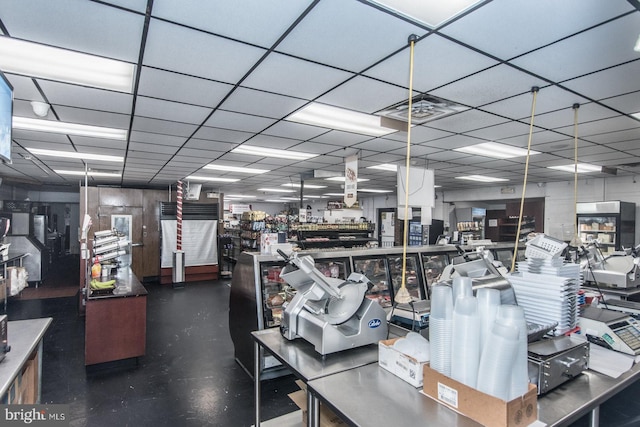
[5,256,640,426]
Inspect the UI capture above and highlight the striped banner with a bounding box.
[177,180,183,251]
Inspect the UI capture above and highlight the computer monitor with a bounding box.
[0,70,13,164]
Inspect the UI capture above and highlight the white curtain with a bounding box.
[161,220,218,268]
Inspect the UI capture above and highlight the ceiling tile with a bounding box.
[4,74,45,103]
[220,87,307,119]
[191,126,253,144]
[138,67,233,107]
[263,121,328,141]
[132,117,198,137]
[204,110,276,133]
[144,18,266,83]
[440,0,633,60]
[533,102,618,130]
[431,64,545,107]
[562,60,640,102]
[242,53,354,100]
[511,13,640,82]
[585,128,640,145]
[554,116,640,136]
[135,96,212,124]
[310,131,374,146]
[52,105,130,128]
[426,109,508,133]
[1,0,144,62]
[317,76,413,114]
[276,0,426,72]
[599,91,640,115]
[351,138,407,152]
[37,80,133,114]
[129,131,187,146]
[466,121,533,141]
[480,86,588,120]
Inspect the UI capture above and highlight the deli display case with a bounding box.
[229,243,519,379]
[576,201,635,254]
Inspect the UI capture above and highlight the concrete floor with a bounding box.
[5,256,640,426]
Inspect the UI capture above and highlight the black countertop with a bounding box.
[87,267,147,300]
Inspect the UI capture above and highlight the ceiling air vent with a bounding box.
[378,94,468,125]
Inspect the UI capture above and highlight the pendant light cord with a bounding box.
[511,87,539,272]
[572,103,581,244]
[398,35,417,302]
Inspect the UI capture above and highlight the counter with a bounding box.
[0,318,52,403]
[85,267,147,365]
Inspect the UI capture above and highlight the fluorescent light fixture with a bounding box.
[281,183,327,189]
[287,103,396,137]
[366,0,484,28]
[323,193,347,197]
[27,147,123,162]
[280,196,309,201]
[204,164,270,174]
[0,36,135,92]
[55,169,121,178]
[434,185,442,188]
[635,34,640,52]
[454,142,540,159]
[325,176,370,182]
[358,188,394,193]
[231,145,317,160]
[265,199,288,203]
[304,195,329,198]
[455,175,509,183]
[632,112,640,120]
[367,163,398,172]
[14,117,127,140]
[186,175,240,182]
[226,194,256,199]
[257,188,296,193]
[547,163,602,173]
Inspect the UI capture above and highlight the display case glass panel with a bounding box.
[353,256,391,308]
[387,254,424,301]
[421,254,449,290]
[578,215,617,250]
[259,261,288,328]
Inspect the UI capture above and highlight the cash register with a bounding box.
[579,306,640,356]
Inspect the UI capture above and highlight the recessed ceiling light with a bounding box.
[27,147,123,162]
[281,183,327,189]
[304,195,329,198]
[455,175,509,183]
[186,175,240,182]
[257,188,296,193]
[55,169,121,178]
[325,177,370,182]
[287,103,396,137]
[367,163,398,172]
[547,164,602,173]
[0,36,135,92]
[358,188,394,193]
[631,112,640,120]
[454,142,540,159]
[265,199,288,203]
[204,164,270,174]
[14,117,127,140]
[434,185,442,188]
[323,193,346,197]
[231,145,317,160]
[280,196,309,201]
[366,0,484,28]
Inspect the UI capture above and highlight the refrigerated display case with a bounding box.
[229,243,519,378]
[576,201,635,254]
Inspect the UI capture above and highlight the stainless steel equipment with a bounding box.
[278,251,388,355]
[581,247,640,288]
[528,336,589,395]
[0,315,10,362]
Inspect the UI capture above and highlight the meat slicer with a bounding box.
[581,245,640,288]
[277,250,387,355]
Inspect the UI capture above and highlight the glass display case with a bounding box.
[387,254,425,301]
[421,253,449,291]
[577,201,635,254]
[353,256,391,308]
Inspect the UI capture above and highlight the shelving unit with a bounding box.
[290,223,376,250]
[498,216,535,242]
[577,201,635,254]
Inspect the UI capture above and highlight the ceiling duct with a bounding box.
[378,94,468,125]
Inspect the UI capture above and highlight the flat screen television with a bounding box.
[0,70,13,164]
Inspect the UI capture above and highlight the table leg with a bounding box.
[589,406,600,427]
[307,390,320,427]
[254,341,261,427]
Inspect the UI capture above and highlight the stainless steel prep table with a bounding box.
[307,359,640,427]
[307,363,482,427]
[0,317,52,403]
[251,327,379,427]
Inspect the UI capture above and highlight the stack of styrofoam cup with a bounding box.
[497,305,529,399]
[451,295,480,388]
[477,321,519,400]
[452,276,473,305]
[430,285,454,376]
[477,288,501,350]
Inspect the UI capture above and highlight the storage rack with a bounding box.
[290,222,376,250]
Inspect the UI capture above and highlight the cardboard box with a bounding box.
[288,380,346,426]
[378,337,428,387]
[422,364,537,427]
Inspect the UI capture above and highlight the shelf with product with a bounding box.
[289,222,377,250]
[576,201,635,254]
[239,211,291,253]
[498,216,536,242]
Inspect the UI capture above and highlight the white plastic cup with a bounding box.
[497,305,529,399]
[452,276,473,306]
[477,288,501,350]
[477,321,519,400]
[450,295,480,388]
[429,317,453,376]
[430,285,454,320]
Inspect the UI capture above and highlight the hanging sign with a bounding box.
[229,204,251,214]
[344,155,358,208]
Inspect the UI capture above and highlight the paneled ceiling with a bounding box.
[1,0,639,201]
